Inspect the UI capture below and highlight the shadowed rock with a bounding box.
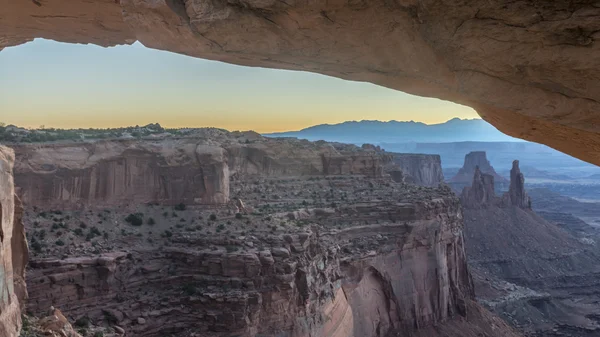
[0,146,28,337]
[502,160,531,209]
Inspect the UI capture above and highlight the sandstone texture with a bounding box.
[24,188,482,337]
[20,146,519,337]
[12,130,387,209]
[4,1,600,165]
[0,146,28,337]
[386,153,444,187]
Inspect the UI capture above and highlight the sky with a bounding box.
[0,39,479,133]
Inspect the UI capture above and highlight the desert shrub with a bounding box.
[182,283,197,296]
[125,213,143,226]
[226,245,239,253]
[31,240,42,253]
[174,203,186,211]
[55,240,65,246]
[209,214,217,221]
[147,217,156,225]
[74,317,90,328]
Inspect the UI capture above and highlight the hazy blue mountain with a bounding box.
[264,118,600,181]
[264,118,520,143]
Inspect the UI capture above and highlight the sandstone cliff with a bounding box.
[12,132,387,209]
[387,153,444,187]
[460,166,496,209]
[0,146,28,337]
[460,159,531,210]
[449,151,507,193]
[24,175,519,337]
[26,196,471,337]
[450,151,505,184]
[3,1,600,166]
[501,160,531,209]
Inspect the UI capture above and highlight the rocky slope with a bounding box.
[4,1,600,166]
[11,130,388,209]
[16,136,520,337]
[461,159,600,336]
[386,153,444,187]
[0,146,28,337]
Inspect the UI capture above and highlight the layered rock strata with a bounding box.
[12,132,387,209]
[387,153,444,187]
[0,146,28,337]
[23,175,520,337]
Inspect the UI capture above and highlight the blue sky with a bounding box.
[0,39,479,132]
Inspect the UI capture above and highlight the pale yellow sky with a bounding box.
[0,39,479,132]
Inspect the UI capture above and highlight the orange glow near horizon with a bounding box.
[0,39,480,133]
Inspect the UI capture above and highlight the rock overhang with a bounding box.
[2,0,600,165]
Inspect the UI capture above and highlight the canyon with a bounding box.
[11,131,387,209]
[458,155,600,336]
[0,133,523,337]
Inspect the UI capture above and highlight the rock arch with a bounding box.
[2,0,600,165]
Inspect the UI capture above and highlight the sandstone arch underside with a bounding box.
[2,0,600,164]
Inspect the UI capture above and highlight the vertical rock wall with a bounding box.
[388,154,444,187]
[0,145,27,337]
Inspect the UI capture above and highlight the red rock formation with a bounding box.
[0,146,28,337]
[23,195,510,337]
[3,1,600,165]
[502,160,531,209]
[460,166,496,209]
[461,159,531,210]
[387,153,444,187]
[450,151,506,185]
[12,135,389,209]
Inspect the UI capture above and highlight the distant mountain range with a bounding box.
[264,118,520,143]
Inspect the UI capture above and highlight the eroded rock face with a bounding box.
[26,197,475,337]
[451,152,505,184]
[0,146,27,337]
[387,153,444,187]
[12,133,387,209]
[3,1,600,165]
[460,159,531,210]
[502,160,531,209]
[460,166,496,209]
